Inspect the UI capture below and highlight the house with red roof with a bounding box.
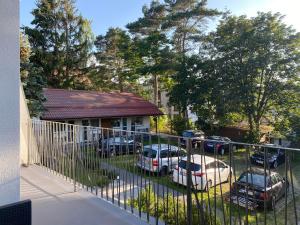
[41,88,163,141]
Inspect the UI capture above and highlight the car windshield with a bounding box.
[142,148,157,158]
[183,131,193,137]
[107,137,132,144]
[257,147,279,155]
[194,132,204,137]
[208,136,221,140]
[178,160,201,171]
[238,172,269,188]
[265,148,279,154]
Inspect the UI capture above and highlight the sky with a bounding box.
[20,0,300,35]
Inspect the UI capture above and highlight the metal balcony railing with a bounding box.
[27,119,300,225]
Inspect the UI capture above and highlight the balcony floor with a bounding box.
[21,165,149,225]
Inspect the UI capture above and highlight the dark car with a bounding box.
[230,169,288,209]
[250,144,285,168]
[180,130,205,148]
[203,136,231,155]
[98,136,141,157]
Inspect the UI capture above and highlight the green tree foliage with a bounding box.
[92,28,140,92]
[127,1,174,106]
[273,82,300,147]
[164,0,221,122]
[20,32,46,117]
[177,12,300,142]
[24,0,94,89]
[163,0,221,54]
[207,12,300,142]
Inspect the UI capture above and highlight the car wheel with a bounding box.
[267,196,276,210]
[206,180,212,191]
[273,160,278,169]
[160,166,169,176]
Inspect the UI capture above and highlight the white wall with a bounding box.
[0,0,20,206]
[20,85,39,165]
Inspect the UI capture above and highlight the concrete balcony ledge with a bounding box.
[21,165,150,225]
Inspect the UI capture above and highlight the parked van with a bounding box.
[136,144,186,175]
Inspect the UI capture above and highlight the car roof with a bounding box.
[181,154,227,165]
[207,136,230,141]
[144,144,181,151]
[183,130,204,134]
[242,168,279,176]
[207,136,222,140]
[262,143,281,148]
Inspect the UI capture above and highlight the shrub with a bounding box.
[170,115,195,136]
[130,187,221,225]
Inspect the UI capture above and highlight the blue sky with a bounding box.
[20,0,300,35]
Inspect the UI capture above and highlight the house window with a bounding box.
[90,119,99,127]
[82,120,89,141]
[122,118,127,130]
[111,118,121,128]
[131,117,144,131]
[67,120,74,140]
[132,117,143,126]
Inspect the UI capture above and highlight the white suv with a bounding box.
[136,144,186,175]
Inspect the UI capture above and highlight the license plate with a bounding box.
[256,160,263,164]
[230,196,258,210]
[239,189,254,196]
[248,191,254,196]
[207,144,213,147]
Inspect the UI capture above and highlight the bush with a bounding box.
[150,115,171,133]
[130,187,220,225]
[170,115,195,136]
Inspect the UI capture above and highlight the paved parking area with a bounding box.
[20,165,150,225]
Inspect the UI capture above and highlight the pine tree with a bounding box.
[20,32,46,117]
[24,0,94,89]
[127,1,174,106]
[92,28,140,92]
[164,0,221,124]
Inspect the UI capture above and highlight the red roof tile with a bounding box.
[42,88,163,120]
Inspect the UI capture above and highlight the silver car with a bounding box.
[136,144,186,175]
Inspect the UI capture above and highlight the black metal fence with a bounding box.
[27,119,300,225]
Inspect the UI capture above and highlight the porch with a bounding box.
[20,165,149,225]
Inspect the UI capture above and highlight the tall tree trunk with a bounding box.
[153,73,159,106]
[118,73,124,92]
[64,13,70,87]
[184,108,189,129]
[248,113,260,143]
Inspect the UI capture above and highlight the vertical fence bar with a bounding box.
[27,119,30,166]
[186,138,192,225]
[73,124,76,192]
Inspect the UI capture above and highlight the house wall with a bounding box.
[269,137,291,147]
[57,116,150,142]
[0,0,20,206]
[20,85,30,165]
[217,127,248,142]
